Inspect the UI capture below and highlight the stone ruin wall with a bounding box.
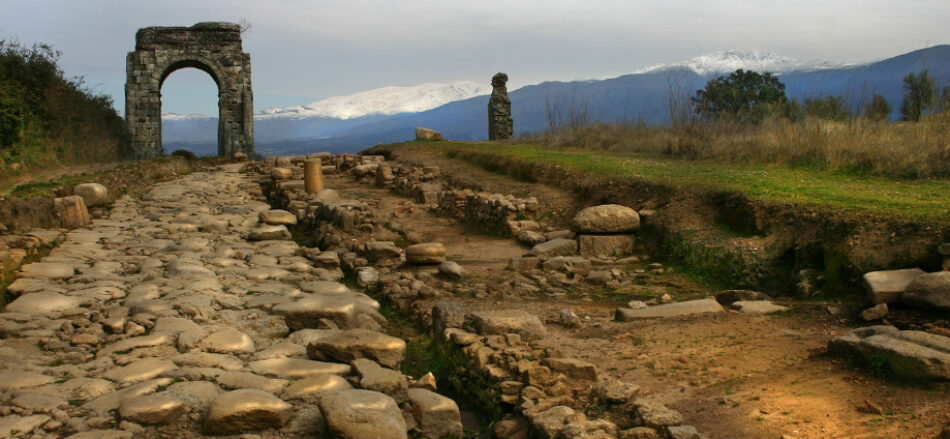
[252,153,701,439]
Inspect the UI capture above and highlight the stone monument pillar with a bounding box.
[488,73,513,140]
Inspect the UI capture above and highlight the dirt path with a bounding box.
[329,156,950,439]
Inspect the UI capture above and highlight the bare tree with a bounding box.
[239,18,253,34]
[666,71,695,129]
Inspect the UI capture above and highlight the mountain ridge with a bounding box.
[162,45,950,155]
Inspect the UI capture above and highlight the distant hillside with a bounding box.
[163,45,950,154]
[0,41,128,172]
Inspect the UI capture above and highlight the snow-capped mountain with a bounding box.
[256,80,491,120]
[162,113,214,121]
[635,49,843,77]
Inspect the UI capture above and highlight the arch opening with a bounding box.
[160,67,220,157]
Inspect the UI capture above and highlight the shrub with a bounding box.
[0,40,128,174]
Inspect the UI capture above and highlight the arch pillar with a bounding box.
[125,22,254,159]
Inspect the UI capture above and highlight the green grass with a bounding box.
[397,141,950,222]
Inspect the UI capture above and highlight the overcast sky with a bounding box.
[2,0,949,116]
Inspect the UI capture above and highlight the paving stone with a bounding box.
[5,291,85,314]
[199,328,256,354]
[407,388,463,439]
[307,328,406,369]
[352,358,409,404]
[273,295,386,331]
[65,431,133,439]
[282,374,353,402]
[0,372,55,390]
[248,357,351,379]
[319,389,407,439]
[204,389,293,434]
[0,415,51,438]
[102,358,177,385]
[118,393,185,425]
[216,371,289,393]
[18,262,76,278]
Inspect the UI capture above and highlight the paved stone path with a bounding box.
[0,163,437,438]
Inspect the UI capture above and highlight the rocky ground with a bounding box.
[0,153,948,439]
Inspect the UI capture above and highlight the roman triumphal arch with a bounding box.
[125,22,254,159]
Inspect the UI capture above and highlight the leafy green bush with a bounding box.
[0,40,128,174]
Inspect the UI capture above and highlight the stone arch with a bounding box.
[125,22,254,160]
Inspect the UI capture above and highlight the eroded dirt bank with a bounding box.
[368,142,950,299]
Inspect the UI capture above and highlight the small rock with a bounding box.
[438,261,466,279]
[861,303,889,321]
[415,127,443,141]
[559,309,583,328]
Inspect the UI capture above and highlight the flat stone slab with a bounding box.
[864,268,925,304]
[732,300,788,315]
[902,271,950,311]
[529,238,578,259]
[615,298,724,320]
[829,325,950,381]
[468,310,548,341]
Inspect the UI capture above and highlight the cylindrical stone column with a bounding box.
[304,159,324,194]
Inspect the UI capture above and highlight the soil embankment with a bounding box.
[368,142,950,299]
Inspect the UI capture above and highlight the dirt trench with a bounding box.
[321,152,950,439]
